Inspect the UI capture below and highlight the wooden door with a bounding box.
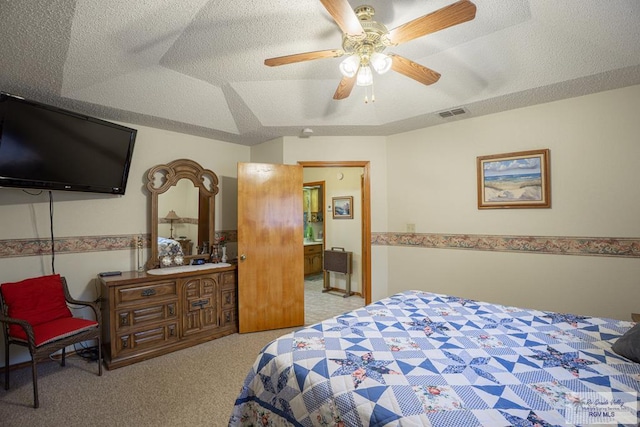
[237,163,304,333]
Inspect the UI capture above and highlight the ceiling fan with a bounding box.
[264,0,477,101]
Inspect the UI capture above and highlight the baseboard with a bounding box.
[0,359,33,374]
[0,347,100,373]
[322,287,362,298]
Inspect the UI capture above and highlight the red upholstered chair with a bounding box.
[0,274,102,408]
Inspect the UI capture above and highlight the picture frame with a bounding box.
[477,149,550,209]
[332,196,353,219]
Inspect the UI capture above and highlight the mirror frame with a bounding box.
[146,159,219,269]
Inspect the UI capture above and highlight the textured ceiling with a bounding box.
[1,0,639,146]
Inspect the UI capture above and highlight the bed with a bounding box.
[230,290,640,426]
[157,236,184,258]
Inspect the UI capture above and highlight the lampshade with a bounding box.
[339,54,360,78]
[371,52,392,74]
[356,66,373,87]
[165,210,180,220]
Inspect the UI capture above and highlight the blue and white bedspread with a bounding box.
[230,291,640,426]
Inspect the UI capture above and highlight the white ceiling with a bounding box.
[1,0,639,146]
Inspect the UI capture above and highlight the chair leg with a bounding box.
[97,339,103,376]
[4,343,9,391]
[31,359,39,409]
[61,347,66,367]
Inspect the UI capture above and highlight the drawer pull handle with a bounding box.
[191,299,208,309]
[225,312,231,323]
[225,294,231,304]
[141,289,156,297]
[121,337,129,348]
[169,326,175,336]
[168,305,175,316]
[119,313,129,326]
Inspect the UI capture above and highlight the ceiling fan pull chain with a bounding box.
[364,83,376,104]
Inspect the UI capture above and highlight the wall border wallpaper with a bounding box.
[0,231,237,259]
[373,233,640,258]
[1,232,638,259]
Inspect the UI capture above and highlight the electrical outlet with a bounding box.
[406,223,416,233]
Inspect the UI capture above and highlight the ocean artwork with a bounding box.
[483,158,542,202]
[477,149,550,209]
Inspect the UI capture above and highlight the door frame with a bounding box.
[298,161,371,304]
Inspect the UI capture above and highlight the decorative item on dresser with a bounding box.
[99,266,237,369]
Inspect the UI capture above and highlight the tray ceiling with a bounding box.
[0,0,639,146]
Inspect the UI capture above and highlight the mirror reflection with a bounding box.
[158,179,199,256]
[146,159,218,269]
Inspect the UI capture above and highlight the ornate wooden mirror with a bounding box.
[146,159,218,269]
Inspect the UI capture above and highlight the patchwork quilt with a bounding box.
[157,237,183,258]
[230,291,640,426]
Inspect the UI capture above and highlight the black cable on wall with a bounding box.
[49,191,55,274]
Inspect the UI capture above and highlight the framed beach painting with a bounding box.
[477,149,550,209]
[332,196,353,219]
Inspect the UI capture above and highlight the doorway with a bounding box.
[303,181,325,277]
[299,161,371,304]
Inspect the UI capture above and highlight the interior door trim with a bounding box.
[298,161,371,304]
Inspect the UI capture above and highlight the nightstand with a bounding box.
[632,313,640,322]
[177,238,192,256]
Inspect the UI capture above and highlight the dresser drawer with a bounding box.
[116,322,179,355]
[116,300,178,331]
[116,281,177,304]
[221,271,236,287]
[221,289,236,309]
[221,308,236,328]
[304,244,322,255]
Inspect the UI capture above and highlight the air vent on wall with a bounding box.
[437,107,468,118]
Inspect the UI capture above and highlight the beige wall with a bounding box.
[250,138,284,164]
[386,84,640,320]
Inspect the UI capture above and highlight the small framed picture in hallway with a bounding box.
[332,196,353,219]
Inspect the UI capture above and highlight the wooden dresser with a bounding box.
[99,265,237,369]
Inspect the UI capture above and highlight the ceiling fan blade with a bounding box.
[390,54,441,86]
[265,49,344,67]
[333,75,357,100]
[320,0,365,37]
[388,0,477,45]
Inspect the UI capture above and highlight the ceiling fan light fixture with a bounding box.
[370,52,392,74]
[339,54,360,78]
[356,65,373,86]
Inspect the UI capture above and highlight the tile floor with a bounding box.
[304,274,364,325]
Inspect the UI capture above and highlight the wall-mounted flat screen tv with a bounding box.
[0,92,137,195]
